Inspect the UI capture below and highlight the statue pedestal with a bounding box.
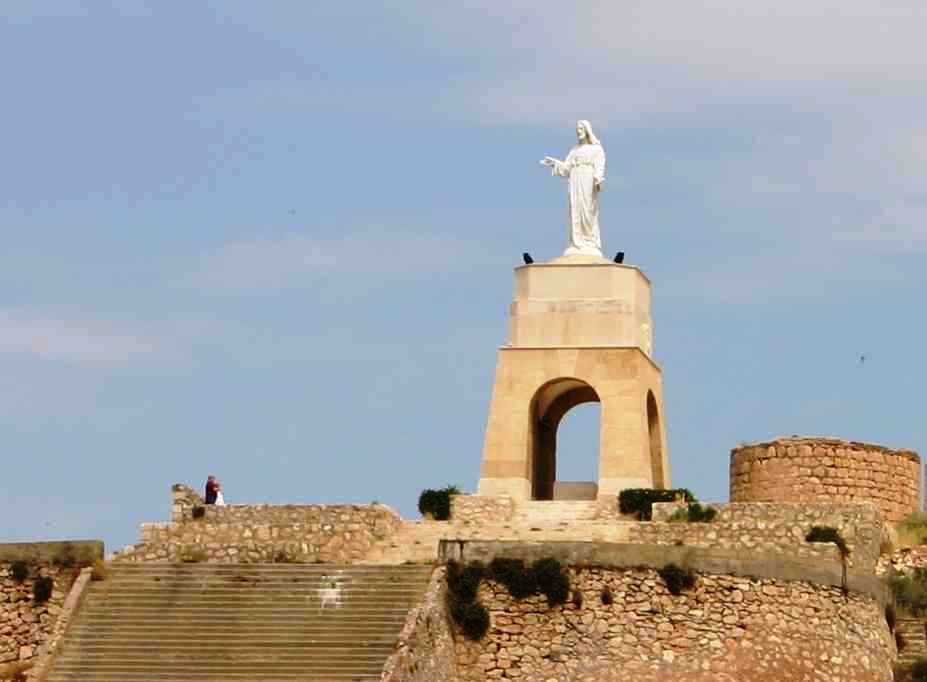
[477,257,670,501]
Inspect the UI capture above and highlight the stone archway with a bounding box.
[529,378,600,500]
[647,390,665,489]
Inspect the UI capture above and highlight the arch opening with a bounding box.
[647,390,664,489]
[529,378,600,500]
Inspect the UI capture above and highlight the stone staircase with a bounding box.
[365,500,631,564]
[46,563,433,682]
[897,617,927,667]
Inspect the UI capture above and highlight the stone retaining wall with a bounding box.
[452,567,893,682]
[0,563,74,677]
[382,567,458,682]
[637,501,883,571]
[730,437,920,524]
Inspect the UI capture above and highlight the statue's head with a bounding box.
[575,120,600,146]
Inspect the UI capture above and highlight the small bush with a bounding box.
[658,563,696,596]
[687,502,717,523]
[600,585,614,605]
[453,601,490,641]
[532,558,570,606]
[90,559,108,581]
[10,560,29,583]
[33,576,54,603]
[619,488,694,521]
[417,485,460,521]
[447,560,485,603]
[805,526,850,558]
[191,505,206,520]
[489,558,537,599]
[890,569,927,616]
[668,502,717,523]
[571,589,583,608]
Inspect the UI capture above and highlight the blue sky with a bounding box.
[2,2,926,553]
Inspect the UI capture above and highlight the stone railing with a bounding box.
[28,568,92,682]
[730,437,921,524]
[634,501,883,571]
[381,567,458,681]
[116,489,403,563]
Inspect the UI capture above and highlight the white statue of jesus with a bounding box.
[540,120,606,257]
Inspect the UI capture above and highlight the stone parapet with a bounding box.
[27,567,92,682]
[632,502,883,571]
[730,437,920,524]
[116,501,403,564]
[450,495,514,523]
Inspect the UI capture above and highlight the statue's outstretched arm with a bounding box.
[540,156,568,177]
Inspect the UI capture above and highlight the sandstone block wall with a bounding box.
[453,567,893,682]
[115,500,402,563]
[730,437,920,524]
[451,495,514,524]
[0,542,102,679]
[636,501,883,570]
[0,563,73,675]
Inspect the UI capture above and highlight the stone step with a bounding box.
[47,564,431,681]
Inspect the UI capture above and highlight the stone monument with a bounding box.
[477,121,670,502]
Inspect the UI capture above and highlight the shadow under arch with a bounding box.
[647,390,665,489]
[529,378,600,500]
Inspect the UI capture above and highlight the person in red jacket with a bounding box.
[204,475,219,504]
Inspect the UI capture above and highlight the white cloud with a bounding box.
[183,230,501,293]
[0,307,162,368]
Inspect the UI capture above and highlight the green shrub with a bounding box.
[453,601,490,641]
[600,585,614,605]
[531,558,570,606]
[417,485,460,521]
[687,502,717,523]
[489,558,537,599]
[619,488,694,521]
[658,563,696,596]
[890,569,927,616]
[897,513,927,548]
[447,560,485,603]
[805,526,850,558]
[668,502,717,523]
[10,560,29,583]
[571,589,583,608]
[33,576,54,603]
[445,560,490,641]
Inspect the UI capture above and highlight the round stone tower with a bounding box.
[730,436,921,523]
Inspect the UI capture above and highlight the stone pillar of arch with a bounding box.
[477,254,670,501]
